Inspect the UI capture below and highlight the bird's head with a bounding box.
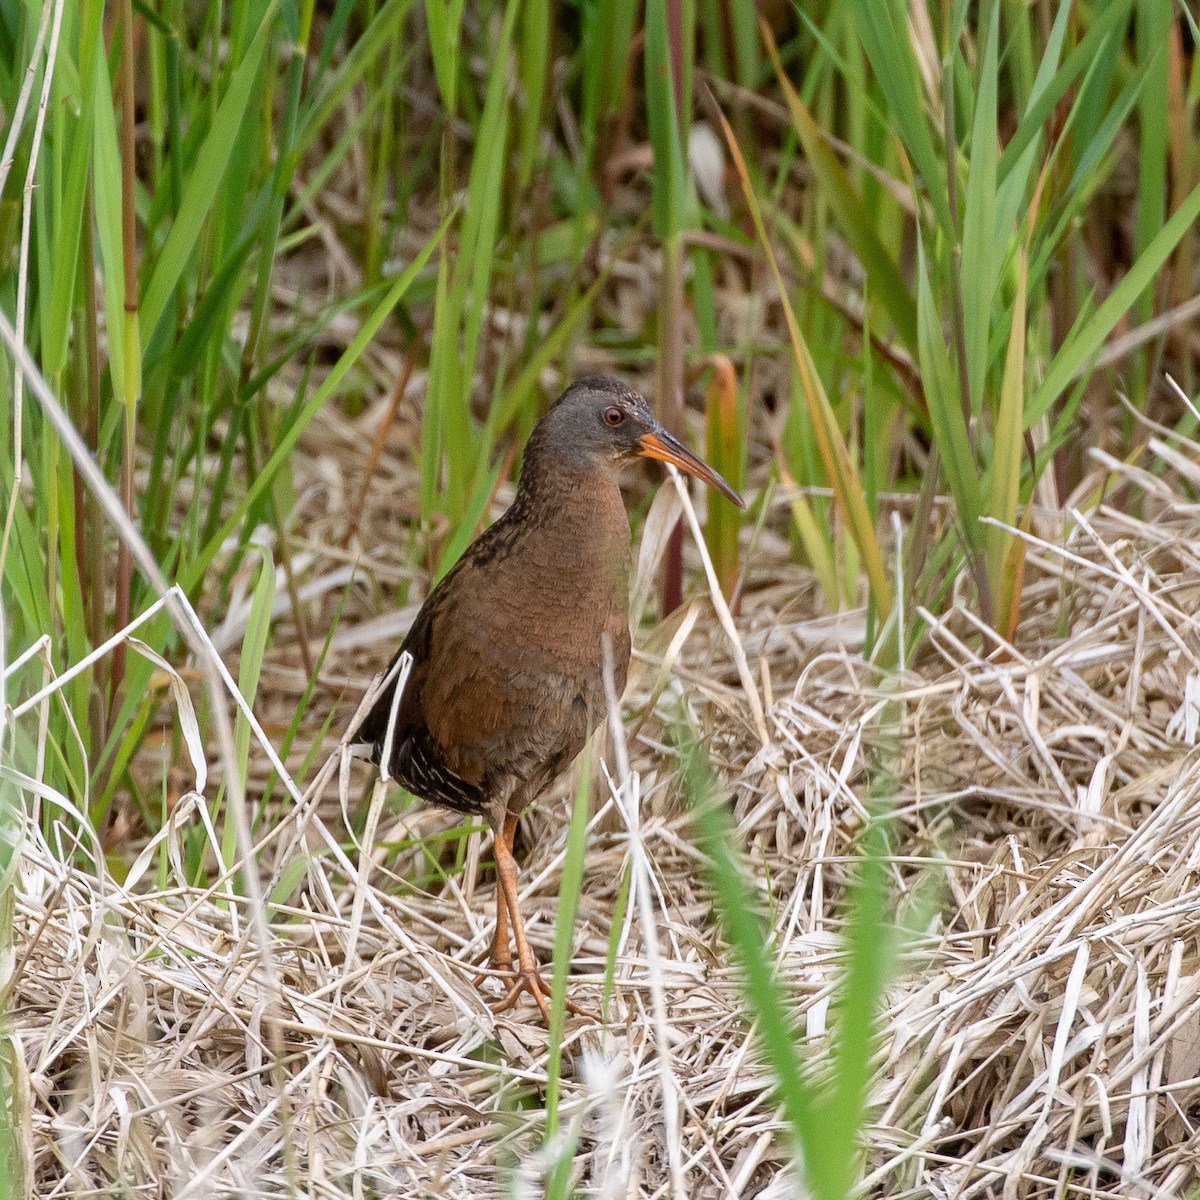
[534,376,746,508]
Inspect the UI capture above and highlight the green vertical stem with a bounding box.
[727,0,758,91]
[364,35,397,286]
[44,401,60,648]
[81,182,106,676]
[659,237,685,615]
[236,0,318,674]
[517,0,549,188]
[1166,24,1194,394]
[655,0,691,614]
[163,0,185,326]
[941,57,974,433]
[69,352,88,624]
[704,356,742,602]
[666,0,686,118]
[112,0,143,701]
[1132,0,1169,403]
[147,5,165,189]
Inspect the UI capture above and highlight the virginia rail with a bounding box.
[355,377,744,1019]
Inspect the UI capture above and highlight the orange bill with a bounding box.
[637,430,746,509]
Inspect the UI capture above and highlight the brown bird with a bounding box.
[354,377,744,1019]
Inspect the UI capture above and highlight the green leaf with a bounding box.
[545,749,591,1133]
[764,26,916,352]
[679,716,896,1200]
[91,44,126,398]
[992,0,1070,238]
[959,1,999,413]
[295,0,413,164]
[41,2,100,379]
[996,0,1133,184]
[986,247,1027,610]
[916,238,982,554]
[517,0,549,187]
[644,0,689,239]
[717,108,894,625]
[851,0,952,234]
[681,726,818,1181]
[234,548,276,789]
[1027,58,1151,295]
[1028,178,1200,426]
[139,7,274,348]
[1133,0,1171,321]
[823,814,892,1189]
[425,0,519,521]
[182,208,453,591]
[424,0,462,113]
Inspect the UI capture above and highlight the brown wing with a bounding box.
[356,553,493,815]
[357,553,601,818]
[414,579,602,816]
[356,475,631,819]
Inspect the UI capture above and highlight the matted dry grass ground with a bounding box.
[7,405,1200,1199]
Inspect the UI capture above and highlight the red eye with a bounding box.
[603,407,624,426]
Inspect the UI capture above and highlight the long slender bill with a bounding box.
[637,430,746,509]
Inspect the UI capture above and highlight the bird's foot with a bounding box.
[488,967,598,1023]
[490,967,552,1021]
[469,949,513,990]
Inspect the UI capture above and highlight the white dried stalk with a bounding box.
[665,464,769,746]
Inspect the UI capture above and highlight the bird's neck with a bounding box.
[511,446,617,518]
[472,449,633,668]
[505,452,632,577]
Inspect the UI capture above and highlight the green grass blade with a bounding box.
[1133,0,1171,322]
[728,0,759,88]
[139,7,275,349]
[1028,178,1200,425]
[90,43,126,398]
[424,0,459,113]
[41,4,99,380]
[679,714,896,1200]
[644,0,689,240]
[424,0,519,522]
[181,208,453,590]
[764,23,917,353]
[996,0,1133,183]
[822,813,892,1191]
[603,0,639,119]
[545,750,591,1135]
[703,356,743,599]
[216,545,274,871]
[986,245,1028,630]
[421,246,452,520]
[851,0,952,234]
[1026,59,1151,299]
[916,238,982,555]
[234,547,275,796]
[717,107,894,624]
[959,1,999,413]
[680,725,819,1183]
[993,0,1070,235]
[517,0,550,187]
[294,0,411,163]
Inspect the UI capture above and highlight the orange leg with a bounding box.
[490,817,552,1021]
[483,815,597,1023]
[473,814,516,975]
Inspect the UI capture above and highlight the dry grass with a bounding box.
[6,398,1200,1199]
